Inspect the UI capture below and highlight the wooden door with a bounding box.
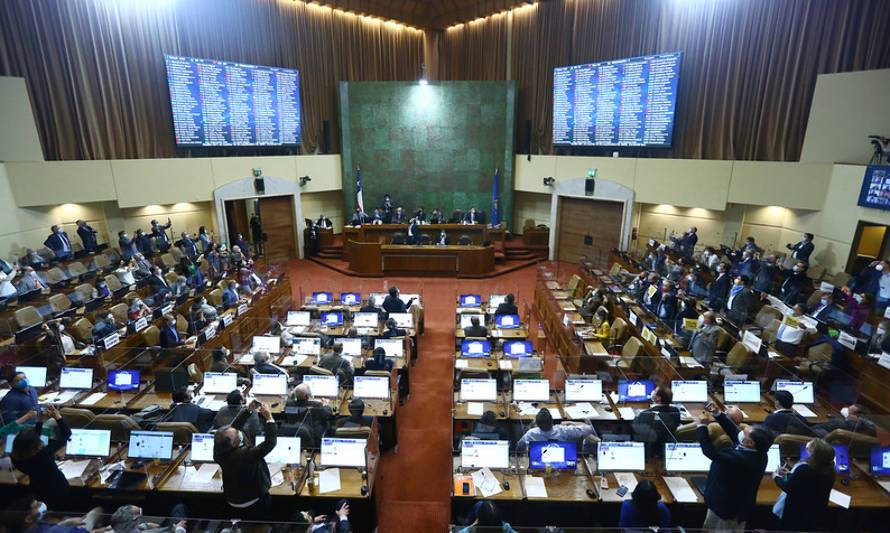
[257,195,298,264]
[556,197,623,263]
[225,200,250,244]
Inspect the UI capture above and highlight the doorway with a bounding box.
[223,195,298,264]
[846,220,890,274]
[555,197,623,263]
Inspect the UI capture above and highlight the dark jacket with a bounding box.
[495,302,519,316]
[159,325,184,349]
[789,241,814,263]
[698,421,768,521]
[753,261,780,293]
[11,419,72,509]
[77,224,98,252]
[168,402,215,432]
[654,291,678,322]
[463,325,489,338]
[632,404,681,453]
[214,409,277,506]
[382,295,408,314]
[774,462,835,531]
[707,273,731,309]
[762,409,810,436]
[380,327,407,339]
[780,271,809,306]
[213,405,263,438]
[254,362,287,376]
[726,288,757,325]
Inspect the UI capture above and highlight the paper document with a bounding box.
[194,463,219,484]
[679,356,703,368]
[664,476,698,502]
[829,489,851,508]
[517,402,539,416]
[498,360,513,370]
[471,467,502,497]
[618,407,636,420]
[564,402,597,420]
[60,460,91,480]
[877,480,890,494]
[524,476,548,498]
[792,404,817,418]
[80,392,107,406]
[768,351,781,359]
[467,402,484,416]
[319,468,342,494]
[455,359,469,369]
[548,408,562,420]
[614,472,638,499]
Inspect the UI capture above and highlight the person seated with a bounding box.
[147,266,169,294]
[127,297,152,322]
[516,408,597,451]
[168,387,214,432]
[195,295,219,321]
[91,312,118,341]
[371,208,384,224]
[349,207,366,226]
[284,383,333,447]
[810,404,876,437]
[463,316,488,338]
[110,504,188,533]
[315,214,332,230]
[382,286,414,313]
[472,410,506,440]
[170,275,190,299]
[774,304,810,354]
[359,298,385,320]
[391,207,407,224]
[589,308,610,340]
[632,385,681,457]
[337,398,373,429]
[213,389,262,439]
[619,480,672,530]
[809,291,835,322]
[495,293,518,316]
[95,278,112,299]
[436,229,449,245]
[159,313,194,349]
[364,346,394,372]
[318,342,355,384]
[464,207,480,225]
[8,496,104,533]
[0,371,39,424]
[414,207,426,223]
[456,500,517,533]
[16,266,47,294]
[762,390,810,435]
[22,248,48,270]
[253,351,287,376]
[579,286,604,319]
[187,303,207,335]
[380,318,407,339]
[429,208,444,224]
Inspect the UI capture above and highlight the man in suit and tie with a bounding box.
[179,232,198,259]
[118,230,138,260]
[75,220,99,253]
[350,208,366,226]
[463,316,488,338]
[159,314,194,349]
[779,261,809,306]
[16,267,46,295]
[391,207,407,224]
[682,226,698,257]
[436,230,449,245]
[151,218,172,252]
[222,280,241,309]
[316,214,333,229]
[725,275,757,325]
[148,266,169,294]
[654,281,678,323]
[707,263,732,310]
[753,254,780,293]
[406,218,419,244]
[495,294,519,316]
[414,207,426,223]
[808,292,834,322]
[762,390,810,436]
[44,225,73,261]
[382,194,394,223]
[786,232,815,264]
[464,207,480,225]
[382,286,414,314]
[168,387,215,432]
[689,311,721,364]
[135,229,154,258]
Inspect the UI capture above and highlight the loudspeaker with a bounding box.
[322,120,331,154]
[584,235,593,246]
[254,177,265,195]
[524,120,532,161]
[585,178,595,196]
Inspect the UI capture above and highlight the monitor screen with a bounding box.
[287,311,311,326]
[67,429,111,457]
[5,432,48,454]
[374,338,403,358]
[461,339,491,358]
[461,439,510,469]
[369,293,386,306]
[320,311,344,327]
[489,294,507,308]
[15,366,47,388]
[513,379,550,402]
[190,433,215,462]
[335,337,362,357]
[495,314,520,329]
[671,380,708,403]
[774,380,815,404]
[320,438,366,468]
[312,291,332,304]
[352,312,379,327]
[340,292,361,305]
[618,379,654,402]
[251,373,288,396]
[767,444,781,473]
[353,376,389,399]
[503,340,533,357]
[107,370,140,392]
[128,431,174,460]
[460,294,482,307]
[252,336,281,354]
[460,314,486,329]
[597,441,646,472]
[869,446,890,476]
[302,375,339,398]
[400,293,421,306]
[724,380,761,403]
[294,337,321,355]
[460,378,497,402]
[857,165,890,211]
[256,436,301,464]
[203,372,239,395]
[552,52,682,148]
[529,441,577,470]
[664,443,711,472]
[801,443,849,473]
[388,313,413,328]
[164,55,301,147]
[60,367,93,390]
[565,379,603,403]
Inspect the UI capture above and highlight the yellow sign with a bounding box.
[683,318,699,331]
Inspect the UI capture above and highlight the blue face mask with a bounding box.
[15,378,29,390]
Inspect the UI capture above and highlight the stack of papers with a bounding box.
[193,463,219,484]
[664,476,698,502]
[564,402,598,420]
[467,402,484,416]
[524,476,548,498]
[792,404,817,418]
[471,467,502,497]
[618,407,636,420]
[679,356,704,368]
[80,392,107,406]
[59,459,91,481]
[319,468,341,494]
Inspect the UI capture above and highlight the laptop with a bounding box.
[461,339,491,358]
[352,312,379,328]
[495,314,520,329]
[294,337,321,356]
[774,380,815,404]
[801,443,849,473]
[869,446,890,478]
[512,379,550,402]
[251,373,288,396]
[189,433,215,462]
[723,379,761,403]
[202,372,238,395]
[488,294,507,309]
[320,437,367,468]
[461,439,509,469]
[664,442,711,473]
[321,311,343,327]
[312,291,333,304]
[565,378,603,403]
[459,294,482,307]
[459,314,485,329]
[353,376,390,400]
[287,311,311,327]
[460,378,497,402]
[107,370,140,392]
[66,429,112,457]
[597,441,646,472]
[15,366,47,388]
[335,337,362,357]
[255,436,301,464]
[671,380,709,403]
[252,335,281,354]
[617,379,654,402]
[128,431,174,460]
[60,367,93,390]
[503,340,533,357]
[388,313,413,328]
[340,292,361,305]
[302,374,340,398]
[374,338,403,358]
[529,441,577,470]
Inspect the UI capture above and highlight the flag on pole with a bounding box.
[491,167,500,226]
[355,167,364,213]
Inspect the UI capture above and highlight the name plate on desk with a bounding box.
[221,314,233,328]
[102,333,120,350]
[133,317,148,333]
[161,304,174,316]
[878,352,890,370]
[837,331,857,350]
[641,327,657,345]
[563,314,571,327]
[629,311,639,327]
[742,330,762,354]
[237,303,249,316]
[204,324,216,341]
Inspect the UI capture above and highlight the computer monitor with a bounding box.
[353,376,390,399]
[256,435,301,464]
[252,335,281,354]
[251,373,288,396]
[459,314,486,329]
[460,378,497,401]
[495,314,520,329]
[312,291,333,304]
[565,378,603,403]
[489,294,507,308]
[459,294,482,307]
[107,370,140,392]
[766,444,781,473]
[321,311,344,327]
[59,367,93,390]
[190,433,215,462]
[512,379,550,402]
[352,312,379,327]
[287,311,311,326]
[388,313,413,328]
[5,432,48,454]
[302,375,339,398]
[664,443,711,472]
[15,366,47,388]
[340,292,361,305]
[617,379,654,402]
[400,293,420,306]
[461,339,491,358]
[723,380,761,403]
[154,368,189,393]
[294,337,321,355]
[503,340,533,358]
[529,441,577,470]
[374,338,403,358]
[128,431,174,460]
[66,429,111,457]
[369,293,386,306]
[774,380,815,404]
[597,441,646,472]
[335,337,362,357]
[320,437,366,468]
[801,443,850,473]
[203,372,238,394]
[869,446,890,476]
[461,439,510,469]
[671,380,708,403]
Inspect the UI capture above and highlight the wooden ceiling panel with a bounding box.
[316,0,532,29]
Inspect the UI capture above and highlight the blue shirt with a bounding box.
[222,288,239,308]
[0,387,39,423]
[619,500,672,529]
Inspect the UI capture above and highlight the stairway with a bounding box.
[316,244,343,260]
[504,242,549,261]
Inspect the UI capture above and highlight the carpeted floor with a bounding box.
[285,259,560,532]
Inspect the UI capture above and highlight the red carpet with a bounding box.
[285,259,568,532]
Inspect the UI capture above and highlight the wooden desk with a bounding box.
[348,242,495,277]
[345,223,489,245]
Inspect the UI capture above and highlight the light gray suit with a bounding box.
[689,323,720,364]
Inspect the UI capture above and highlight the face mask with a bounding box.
[878,265,886,272]
[840,407,850,418]
[737,430,746,446]
[792,266,801,272]
[687,275,694,282]
[58,325,65,332]
[821,298,829,305]
[15,379,29,389]
[853,294,864,304]
[35,502,48,520]
[879,327,887,336]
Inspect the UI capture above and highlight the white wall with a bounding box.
[0,77,43,162]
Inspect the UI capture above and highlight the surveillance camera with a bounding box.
[543,177,555,186]
[299,176,312,186]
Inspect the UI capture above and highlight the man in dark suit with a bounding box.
[406,218,419,244]
[632,385,681,458]
[160,314,192,349]
[707,264,731,310]
[654,281,678,323]
[779,261,810,306]
[44,225,73,261]
[319,342,354,384]
[725,275,757,325]
[253,351,287,375]
[464,207,480,225]
[682,226,698,257]
[808,292,835,322]
[179,232,198,259]
[414,207,426,223]
[75,220,98,253]
[359,298,385,320]
[732,250,757,279]
[222,280,241,309]
[382,286,413,314]
[696,408,771,531]
[148,267,169,295]
[168,387,215,432]
[233,233,251,258]
[349,208,366,226]
[380,318,406,339]
[463,316,488,338]
[762,390,810,436]
[495,294,519,316]
[391,207,407,224]
[810,404,876,437]
[786,233,815,264]
[316,214,332,229]
[435,230,449,245]
[753,254,780,293]
[118,230,138,260]
[429,208,444,225]
[135,229,154,258]
[382,194,394,223]
[151,218,172,252]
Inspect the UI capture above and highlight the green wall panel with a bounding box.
[339,81,517,229]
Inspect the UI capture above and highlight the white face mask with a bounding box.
[878,264,886,272]
[840,407,850,418]
[35,502,48,520]
[58,325,65,332]
[737,430,746,446]
[792,266,801,272]
[853,294,864,304]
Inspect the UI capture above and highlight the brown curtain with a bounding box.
[0,0,423,160]
[443,0,890,160]
[437,14,509,80]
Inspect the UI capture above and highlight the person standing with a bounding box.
[250,213,263,256]
[786,233,815,265]
[10,405,72,510]
[118,230,138,260]
[619,480,672,529]
[151,218,173,252]
[772,438,836,531]
[43,225,73,261]
[75,219,99,253]
[198,226,213,253]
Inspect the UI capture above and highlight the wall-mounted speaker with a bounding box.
[254,177,266,195]
[322,120,331,154]
[585,178,595,196]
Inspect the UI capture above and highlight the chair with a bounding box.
[71,318,93,343]
[418,234,432,245]
[335,427,371,439]
[48,293,73,315]
[309,365,334,376]
[217,280,229,291]
[142,325,160,347]
[363,369,390,379]
[754,306,783,329]
[774,433,811,458]
[566,274,582,296]
[458,235,473,246]
[169,247,184,263]
[799,342,834,376]
[825,429,879,459]
[14,306,43,329]
[60,407,96,429]
[614,337,643,370]
[829,271,851,288]
[67,261,88,279]
[675,424,700,443]
[187,363,203,382]
[93,254,111,272]
[160,253,176,269]
[176,314,189,334]
[608,318,628,347]
[154,422,198,445]
[760,319,782,344]
[717,342,754,375]
[73,283,94,302]
[123,291,140,304]
[208,288,223,307]
[105,274,123,293]
[805,290,828,309]
[164,271,178,285]
[391,233,406,245]
[92,414,140,442]
[807,264,826,281]
[110,302,128,324]
[45,267,69,286]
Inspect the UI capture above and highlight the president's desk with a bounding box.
[348,243,495,277]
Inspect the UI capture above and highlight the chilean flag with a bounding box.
[356,167,364,213]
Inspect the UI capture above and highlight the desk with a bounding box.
[344,223,489,245]
[347,242,494,277]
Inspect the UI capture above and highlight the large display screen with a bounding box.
[553,52,682,147]
[857,166,890,211]
[165,55,301,147]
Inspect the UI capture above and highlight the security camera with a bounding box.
[299,176,312,186]
[543,177,555,186]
